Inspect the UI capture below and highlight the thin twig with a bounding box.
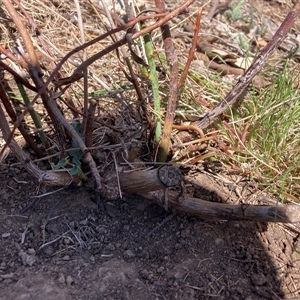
[178,8,202,90]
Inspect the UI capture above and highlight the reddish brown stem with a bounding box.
[0,81,44,158]
[0,60,37,92]
[2,0,41,74]
[0,44,30,71]
[178,8,202,90]
[85,100,97,148]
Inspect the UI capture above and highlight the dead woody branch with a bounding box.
[119,168,300,223]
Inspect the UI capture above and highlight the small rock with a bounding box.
[79,220,88,226]
[27,248,36,255]
[214,238,224,246]
[1,272,14,279]
[123,249,135,259]
[42,246,54,256]
[106,243,115,251]
[66,275,73,286]
[139,250,149,259]
[58,272,66,284]
[251,273,267,286]
[18,250,36,266]
[63,238,71,245]
[181,229,190,238]
[96,226,107,234]
[62,255,70,261]
[104,203,120,217]
[69,221,76,228]
[1,233,10,238]
[175,243,181,249]
[140,269,148,279]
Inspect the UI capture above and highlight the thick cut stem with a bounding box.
[120,165,183,193]
[141,190,300,223]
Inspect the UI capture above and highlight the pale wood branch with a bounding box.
[140,190,300,223]
[118,168,300,223]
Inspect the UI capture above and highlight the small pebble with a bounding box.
[63,238,71,245]
[18,250,36,266]
[123,249,135,259]
[215,238,224,246]
[251,273,267,286]
[66,275,73,286]
[58,272,65,284]
[1,233,10,238]
[181,229,190,238]
[27,248,36,255]
[140,269,148,279]
[106,243,115,251]
[79,220,88,226]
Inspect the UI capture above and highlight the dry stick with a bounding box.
[140,189,300,223]
[120,165,183,193]
[74,0,89,137]
[0,59,37,92]
[194,0,300,129]
[156,0,179,162]
[178,8,202,90]
[2,0,41,75]
[1,8,179,153]
[0,81,44,158]
[85,100,97,148]
[118,168,300,223]
[2,2,104,189]
[101,2,152,127]
[58,97,123,133]
[0,44,30,71]
[13,0,78,118]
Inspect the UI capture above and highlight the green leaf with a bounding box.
[50,158,69,170]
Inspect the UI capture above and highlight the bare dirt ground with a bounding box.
[1,0,300,299]
[1,159,300,299]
